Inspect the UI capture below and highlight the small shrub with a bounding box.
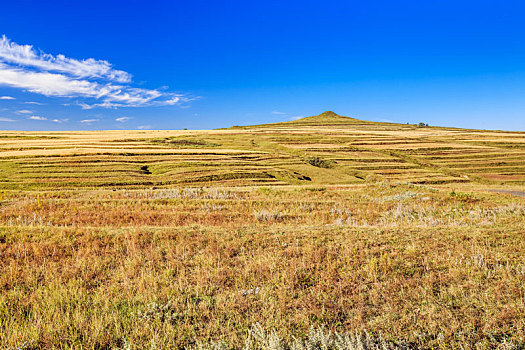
[151,137,219,147]
[306,157,334,168]
[304,187,326,192]
[449,190,477,203]
[254,209,284,222]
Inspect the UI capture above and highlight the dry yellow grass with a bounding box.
[1,112,524,349]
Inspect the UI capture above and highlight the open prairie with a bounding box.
[1,112,525,349]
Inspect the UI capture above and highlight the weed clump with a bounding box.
[306,157,334,169]
[192,323,410,349]
[151,137,219,148]
[254,209,284,222]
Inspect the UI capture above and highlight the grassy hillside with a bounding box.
[1,113,524,349]
[1,111,524,190]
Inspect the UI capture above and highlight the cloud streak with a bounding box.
[0,35,190,109]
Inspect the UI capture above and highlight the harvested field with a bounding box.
[1,111,525,349]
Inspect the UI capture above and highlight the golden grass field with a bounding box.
[1,111,525,349]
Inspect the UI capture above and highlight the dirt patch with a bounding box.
[489,189,525,198]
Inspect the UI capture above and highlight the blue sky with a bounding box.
[1,0,525,131]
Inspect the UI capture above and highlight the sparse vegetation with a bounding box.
[306,156,334,168]
[189,324,411,350]
[151,137,220,148]
[254,209,284,221]
[1,112,525,349]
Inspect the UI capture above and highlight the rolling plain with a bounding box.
[1,111,525,349]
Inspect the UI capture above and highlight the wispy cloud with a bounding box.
[17,109,32,114]
[28,115,46,120]
[0,35,190,109]
[137,125,151,130]
[115,116,131,122]
[0,95,14,100]
[272,110,304,120]
[0,117,15,122]
[24,101,43,105]
[52,118,68,123]
[80,118,99,124]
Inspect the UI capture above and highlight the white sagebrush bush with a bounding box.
[192,323,409,350]
[112,323,520,350]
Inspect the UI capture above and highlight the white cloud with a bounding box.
[29,115,46,120]
[165,97,180,105]
[0,62,182,108]
[115,116,131,122]
[291,115,304,120]
[0,117,15,121]
[80,118,99,124]
[137,125,151,130]
[0,35,190,109]
[24,101,43,105]
[52,118,68,123]
[272,110,287,115]
[17,109,32,114]
[0,95,14,100]
[0,35,131,82]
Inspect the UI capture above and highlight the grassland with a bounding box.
[1,112,525,349]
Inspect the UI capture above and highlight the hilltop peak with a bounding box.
[293,111,362,124]
[229,110,372,129]
[316,111,341,118]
